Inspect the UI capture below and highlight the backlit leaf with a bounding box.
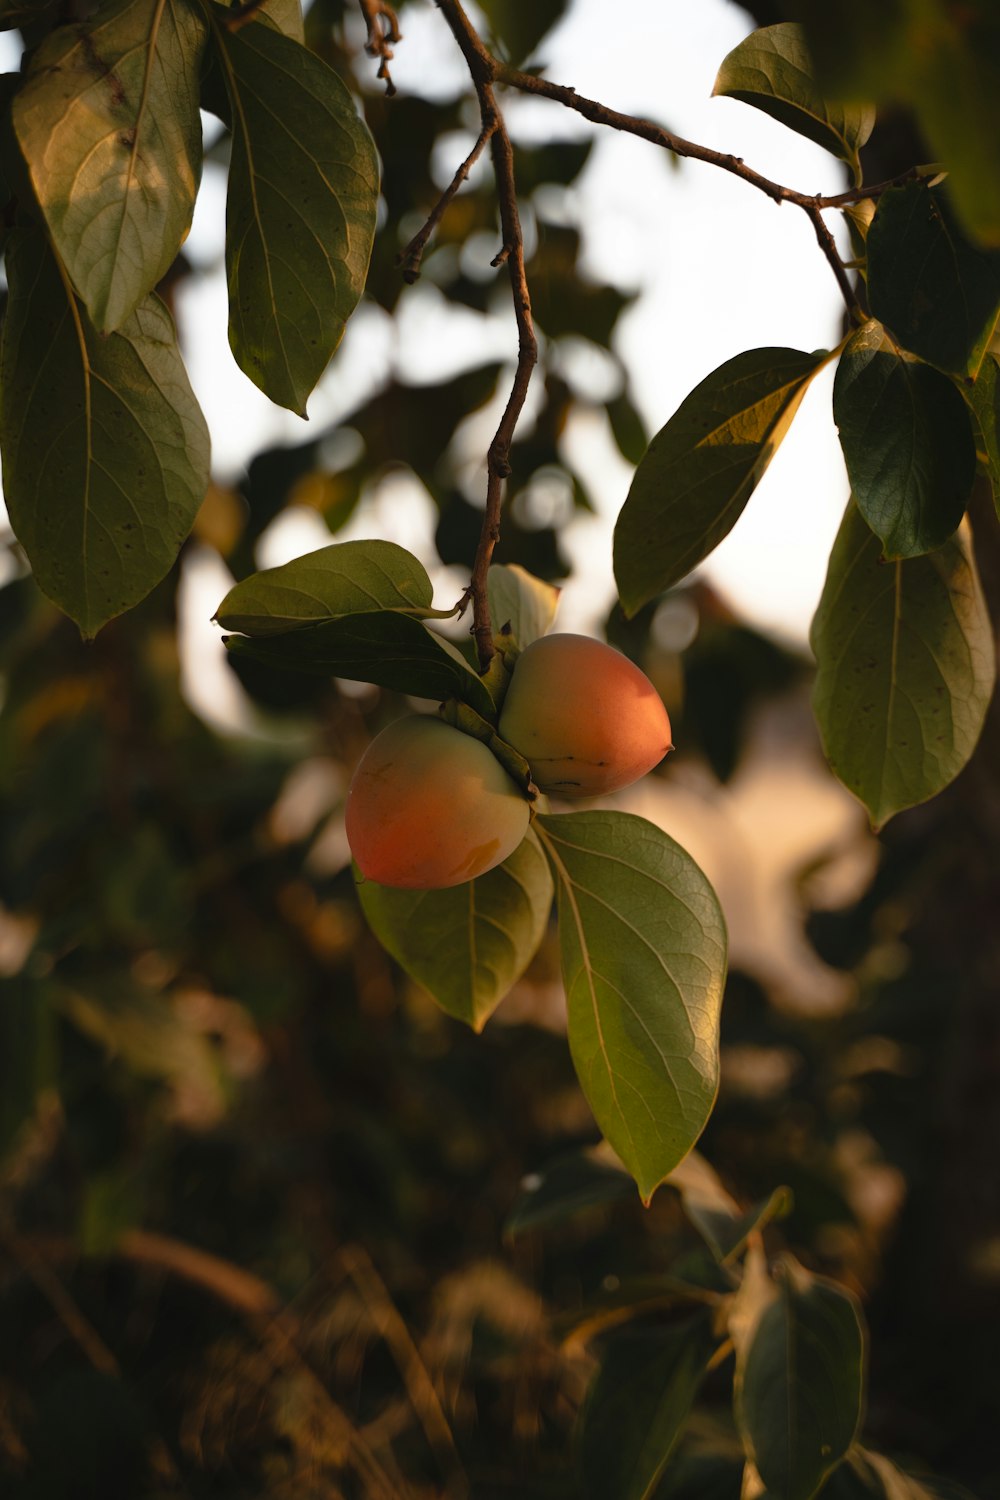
[0,228,210,637]
[223,611,497,719]
[536,811,727,1203]
[215,540,451,634]
[833,320,976,557]
[810,500,994,828]
[578,1313,718,1500]
[868,183,1000,379]
[13,0,206,332]
[614,348,827,616]
[357,826,552,1030]
[207,5,379,414]
[713,24,873,183]
[487,563,560,649]
[260,0,303,41]
[668,1151,791,1263]
[734,1256,865,1500]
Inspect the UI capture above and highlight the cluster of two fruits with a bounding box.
[347,633,673,890]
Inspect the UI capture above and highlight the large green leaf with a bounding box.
[356,826,552,1030]
[487,563,560,649]
[215,540,453,634]
[810,500,995,829]
[965,354,1000,517]
[536,811,727,1203]
[0,229,210,637]
[614,348,827,616]
[734,1256,866,1500]
[13,0,206,333]
[206,4,379,414]
[260,0,303,42]
[223,611,497,719]
[867,183,1000,379]
[833,320,976,557]
[713,24,873,184]
[577,1314,718,1500]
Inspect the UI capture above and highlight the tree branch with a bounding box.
[398,121,497,283]
[434,0,538,671]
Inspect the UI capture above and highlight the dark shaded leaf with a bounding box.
[578,1313,718,1500]
[476,0,569,65]
[810,500,994,828]
[833,320,976,557]
[356,826,552,1031]
[868,183,1000,378]
[713,24,873,183]
[537,811,727,1203]
[734,1256,866,1500]
[223,611,497,718]
[0,978,56,1160]
[13,0,206,331]
[208,5,379,413]
[614,348,826,615]
[505,1149,634,1236]
[0,228,210,636]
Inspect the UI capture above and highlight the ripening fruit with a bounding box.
[498,633,672,797]
[346,715,530,889]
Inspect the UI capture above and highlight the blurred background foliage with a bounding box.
[1,0,999,1496]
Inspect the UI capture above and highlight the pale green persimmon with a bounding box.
[346,715,530,889]
[498,633,672,796]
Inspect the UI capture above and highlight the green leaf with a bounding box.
[0,979,57,1160]
[614,348,827,616]
[833,320,976,557]
[713,24,873,184]
[223,611,497,719]
[475,0,569,65]
[0,0,60,34]
[206,4,379,414]
[867,183,1000,379]
[795,0,1000,247]
[734,1256,866,1500]
[13,0,207,332]
[577,1313,718,1500]
[964,354,1000,516]
[487,563,561,649]
[536,811,727,1204]
[356,825,552,1031]
[505,1148,634,1237]
[810,500,995,829]
[0,228,210,637]
[215,540,452,634]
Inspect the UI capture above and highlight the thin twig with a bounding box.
[358,0,401,96]
[434,0,538,670]
[398,122,497,283]
[803,202,866,323]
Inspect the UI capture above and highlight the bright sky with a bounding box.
[0,0,854,708]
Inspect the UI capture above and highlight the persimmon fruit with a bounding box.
[347,715,530,889]
[498,633,672,797]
